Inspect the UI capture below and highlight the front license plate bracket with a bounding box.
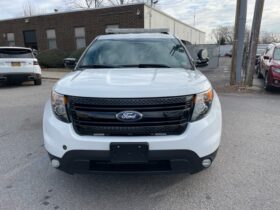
[110,143,149,163]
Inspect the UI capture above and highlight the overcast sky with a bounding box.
[0,0,279,42]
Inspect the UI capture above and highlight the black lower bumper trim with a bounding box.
[0,73,41,83]
[48,149,218,174]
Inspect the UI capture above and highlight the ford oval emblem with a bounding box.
[116,111,143,122]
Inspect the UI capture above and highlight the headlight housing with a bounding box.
[191,89,213,122]
[51,91,69,123]
[272,67,280,74]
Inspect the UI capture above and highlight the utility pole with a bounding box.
[230,0,247,85]
[245,0,265,86]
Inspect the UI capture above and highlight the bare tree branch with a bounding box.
[64,0,158,10]
[211,26,234,45]
[65,0,157,9]
[66,0,104,9]
[23,0,46,16]
[260,31,280,44]
[107,0,136,5]
[23,0,36,16]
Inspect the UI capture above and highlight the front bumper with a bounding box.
[269,71,280,88]
[43,91,222,174]
[0,73,41,83]
[48,149,218,174]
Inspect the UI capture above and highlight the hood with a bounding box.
[271,60,280,67]
[54,68,211,98]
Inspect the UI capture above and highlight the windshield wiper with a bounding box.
[78,64,118,69]
[122,64,171,68]
[78,64,171,69]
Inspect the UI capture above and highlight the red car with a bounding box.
[257,43,280,90]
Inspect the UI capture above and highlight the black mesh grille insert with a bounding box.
[68,95,194,136]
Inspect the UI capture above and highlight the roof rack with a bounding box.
[105,28,169,34]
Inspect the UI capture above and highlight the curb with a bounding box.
[42,69,70,73]
[42,77,60,80]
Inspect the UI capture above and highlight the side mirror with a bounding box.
[32,49,38,57]
[263,55,270,60]
[64,58,77,69]
[195,49,209,67]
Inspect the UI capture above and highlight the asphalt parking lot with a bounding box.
[0,77,280,210]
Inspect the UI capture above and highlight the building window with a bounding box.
[7,33,15,46]
[46,29,57,49]
[23,30,38,49]
[75,27,86,49]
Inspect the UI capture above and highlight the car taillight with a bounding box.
[33,61,39,65]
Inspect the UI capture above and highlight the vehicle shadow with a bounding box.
[0,82,35,89]
[60,172,188,208]
[45,167,214,210]
[267,88,280,95]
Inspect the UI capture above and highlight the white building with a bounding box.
[144,5,205,44]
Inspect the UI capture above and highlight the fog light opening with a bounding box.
[51,159,60,168]
[202,159,212,168]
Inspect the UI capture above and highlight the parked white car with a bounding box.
[0,47,42,85]
[43,29,222,174]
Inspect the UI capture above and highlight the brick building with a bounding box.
[0,3,205,53]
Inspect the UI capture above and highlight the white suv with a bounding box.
[0,47,42,85]
[43,30,222,174]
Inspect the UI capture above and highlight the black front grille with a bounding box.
[68,96,194,136]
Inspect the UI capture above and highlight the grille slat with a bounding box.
[72,109,191,122]
[73,119,189,126]
[75,123,188,136]
[70,96,193,106]
[72,104,190,112]
[68,96,194,136]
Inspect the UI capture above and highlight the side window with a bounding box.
[266,46,274,57]
[273,48,280,60]
[75,27,86,49]
[7,33,15,46]
[46,29,57,49]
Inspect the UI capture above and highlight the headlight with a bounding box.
[191,89,213,122]
[272,67,280,73]
[51,91,69,123]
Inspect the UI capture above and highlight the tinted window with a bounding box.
[0,49,34,58]
[23,30,38,50]
[79,38,192,69]
[273,48,280,60]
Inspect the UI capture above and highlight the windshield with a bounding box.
[78,38,192,69]
[0,48,34,58]
[274,48,280,60]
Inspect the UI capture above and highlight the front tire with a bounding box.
[264,73,271,91]
[34,78,42,86]
[256,65,263,78]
